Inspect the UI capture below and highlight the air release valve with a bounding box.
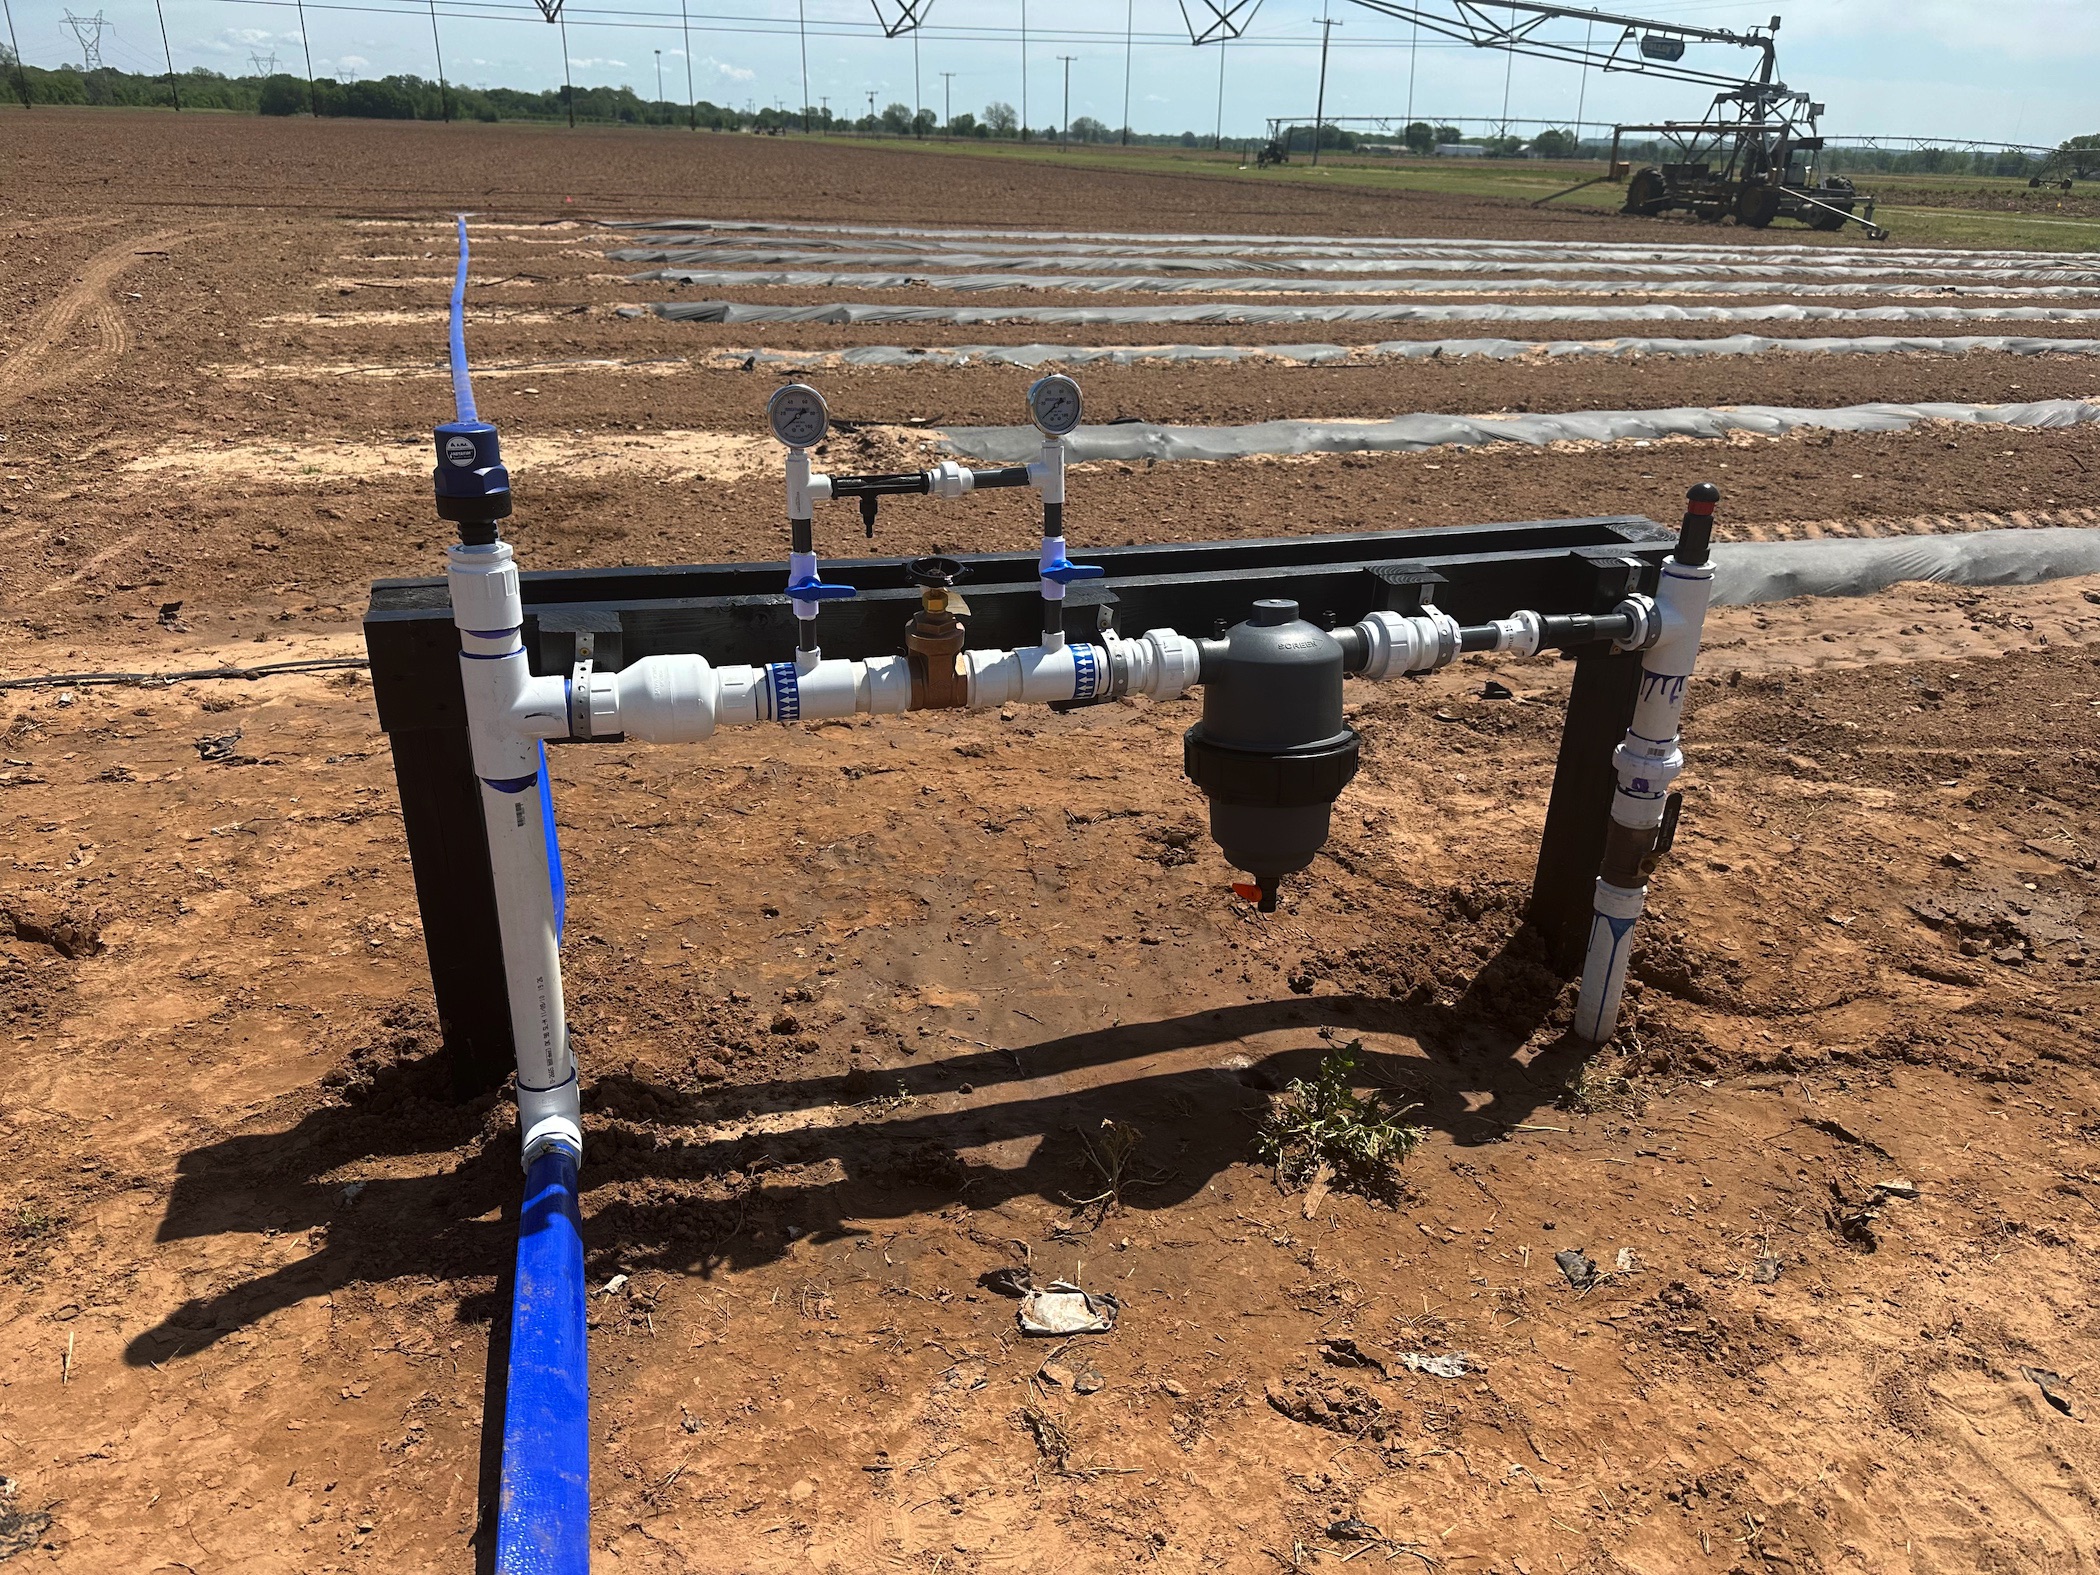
[1182,599,1360,911]
[432,419,512,534]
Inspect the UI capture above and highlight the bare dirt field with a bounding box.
[2,110,2098,1575]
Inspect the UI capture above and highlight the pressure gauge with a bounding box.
[767,383,829,448]
[1026,374,1083,437]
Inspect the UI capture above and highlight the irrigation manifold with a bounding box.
[363,221,1719,1570]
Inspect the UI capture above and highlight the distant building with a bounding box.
[1435,143,1486,158]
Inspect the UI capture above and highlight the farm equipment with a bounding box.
[1178,0,1889,239]
[1255,139,1290,167]
[1611,92,1886,238]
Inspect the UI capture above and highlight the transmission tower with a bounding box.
[63,9,107,70]
[248,48,278,74]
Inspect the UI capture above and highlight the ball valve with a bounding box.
[1182,599,1361,911]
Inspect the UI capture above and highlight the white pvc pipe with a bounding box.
[449,541,584,1168]
[1572,544,1715,1043]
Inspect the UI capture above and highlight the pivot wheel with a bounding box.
[1809,203,1854,232]
[1734,184,1782,229]
[1623,167,1669,216]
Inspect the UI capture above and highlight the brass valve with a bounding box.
[905,556,970,710]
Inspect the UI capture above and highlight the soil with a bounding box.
[2,112,2098,1575]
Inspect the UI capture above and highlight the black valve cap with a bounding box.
[906,555,967,588]
[1678,483,1719,567]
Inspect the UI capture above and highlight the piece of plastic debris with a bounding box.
[1555,1249,1599,1291]
[1480,680,1514,700]
[1874,1178,1920,1200]
[1615,1247,1636,1272]
[2021,1365,2074,1416]
[1073,1364,1106,1395]
[979,1266,1033,1297]
[1400,1352,1472,1379]
[1752,1257,1783,1284]
[339,1181,366,1203]
[1320,1338,1396,1376]
[1327,1519,1381,1542]
[601,1273,629,1297]
[1017,1280,1121,1337]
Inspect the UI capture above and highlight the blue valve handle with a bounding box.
[786,577,859,601]
[1040,557,1105,585]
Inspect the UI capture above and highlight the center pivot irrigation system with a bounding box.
[363,222,1718,1565]
[1188,1,1885,238]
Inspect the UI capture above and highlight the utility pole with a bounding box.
[1057,54,1073,149]
[653,48,662,115]
[1310,14,1340,166]
[1018,0,1027,139]
[913,28,921,135]
[295,0,319,114]
[1213,39,1226,151]
[939,71,953,137]
[866,87,875,133]
[4,0,32,107]
[426,0,449,120]
[680,0,694,127]
[559,10,573,127]
[150,0,180,108]
[1120,0,1132,144]
[797,0,810,131]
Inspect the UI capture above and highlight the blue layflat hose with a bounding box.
[451,214,479,425]
[494,1148,590,1574]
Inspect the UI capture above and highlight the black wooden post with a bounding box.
[388,726,515,1095]
[366,582,516,1096]
[1527,646,1644,972]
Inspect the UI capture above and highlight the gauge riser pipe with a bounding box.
[1573,485,1719,1043]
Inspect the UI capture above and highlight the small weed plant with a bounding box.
[1257,1040,1425,1196]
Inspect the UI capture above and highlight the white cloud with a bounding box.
[702,55,754,83]
[566,56,630,69]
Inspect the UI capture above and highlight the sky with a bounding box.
[18,0,2100,146]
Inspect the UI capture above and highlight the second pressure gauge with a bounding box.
[767,383,830,448]
[1027,374,1083,437]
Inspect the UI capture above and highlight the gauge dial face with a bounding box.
[767,383,830,448]
[1027,374,1083,436]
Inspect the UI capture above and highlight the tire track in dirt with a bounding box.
[0,228,186,411]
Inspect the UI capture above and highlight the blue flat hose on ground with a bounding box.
[495,1148,590,1574]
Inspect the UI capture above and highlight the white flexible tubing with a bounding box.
[1572,552,1715,1042]
[448,542,582,1168]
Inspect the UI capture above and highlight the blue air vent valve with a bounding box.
[433,419,513,523]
